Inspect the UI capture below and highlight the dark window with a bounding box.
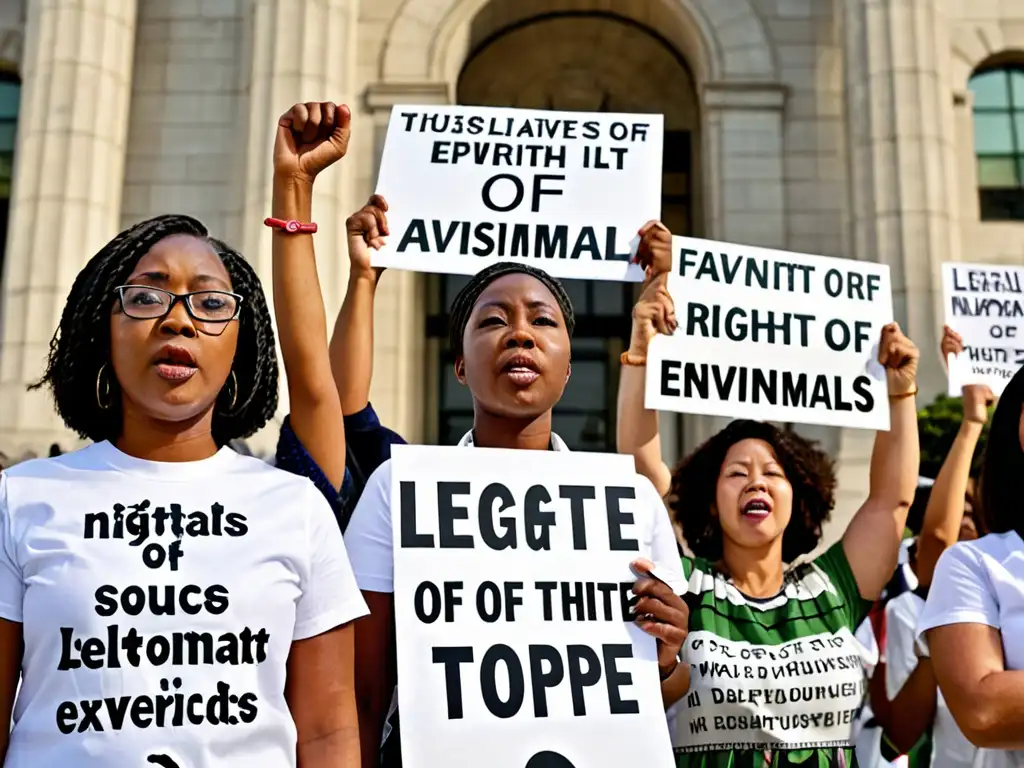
[0,75,20,280]
[970,65,1024,221]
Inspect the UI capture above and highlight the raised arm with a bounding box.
[616,222,675,496]
[331,197,388,416]
[842,323,920,599]
[271,102,349,490]
[916,382,991,587]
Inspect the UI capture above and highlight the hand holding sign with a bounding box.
[347,195,390,280]
[629,273,677,356]
[635,221,672,278]
[274,101,352,184]
[878,323,919,396]
[962,384,995,425]
[941,324,965,362]
[631,558,688,678]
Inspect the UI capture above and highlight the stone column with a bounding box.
[361,82,450,444]
[683,83,789,454]
[235,0,357,454]
[0,0,138,455]
[830,0,958,536]
[843,0,957,396]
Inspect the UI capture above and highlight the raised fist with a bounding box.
[635,220,672,278]
[274,101,351,183]
[878,322,919,397]
[629,271,676,355]
[346,195,389,279]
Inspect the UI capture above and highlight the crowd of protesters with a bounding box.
[0,100,1016,768]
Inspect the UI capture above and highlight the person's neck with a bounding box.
[116,406,219,462]
[719,538,786,598]
[471,408,553,451]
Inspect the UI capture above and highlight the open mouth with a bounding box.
[501,354,540,386]
[742,498,772,520]
[154,345,198,382]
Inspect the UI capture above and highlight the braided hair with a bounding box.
[447,262,576,355]
[31,214,279,446]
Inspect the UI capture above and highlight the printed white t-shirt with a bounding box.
[887,590,975,768]
[917,532,1024,768]
[344,430,686,594]
[0,441,369,767]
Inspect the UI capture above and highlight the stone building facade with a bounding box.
[0,0,1022,540]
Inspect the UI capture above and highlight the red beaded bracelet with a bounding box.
[264,217,318,234]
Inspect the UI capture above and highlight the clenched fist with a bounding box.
[274,101,352,183]
[346,195,389,280]
[635,220,672,278]
[629,272,676,356]
[878,323,919,397]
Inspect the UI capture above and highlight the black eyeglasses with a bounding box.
[114,285,243,326]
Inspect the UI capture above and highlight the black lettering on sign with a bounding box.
[605,487,640,551]
[438,481,473,549]
[524,486,555,551]
[479,483,516,550]
[399,481,433,548]
[557,486,594,550]
[481,644,526,718]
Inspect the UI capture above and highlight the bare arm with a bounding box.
[616,224,675,496]
[916,392,988,587]
[617,274,675,496]
[0,618,20,760]
[929,622,1024,749]
[330,197,388,416]
[882,658,938,752]
[355,592,395,768]
[842,323,920,600]
[287,625,360,768]
[272,102,350,489]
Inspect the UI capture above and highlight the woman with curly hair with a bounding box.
[618,233,921,768]
[0,104,367,767]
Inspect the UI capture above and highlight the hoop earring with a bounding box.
[95,363,113,411]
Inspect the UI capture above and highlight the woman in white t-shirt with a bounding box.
[0,104,368,767]
[918,364,1024,768]
[344,251,690,766]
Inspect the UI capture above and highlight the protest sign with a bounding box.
[941,262,1024,395]
[645,237,894,430]
[389,444,675,768]
[373,104,663,282]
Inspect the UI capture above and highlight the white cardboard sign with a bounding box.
[373,104,663,282]
[645,237,894,430]
[389,444,675,768]
[941,262,1024,395]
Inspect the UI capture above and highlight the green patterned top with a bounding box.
[672,542,871,768]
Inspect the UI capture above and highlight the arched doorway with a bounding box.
[423,10,701,450]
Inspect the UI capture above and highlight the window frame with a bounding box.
[969,63,1024,221]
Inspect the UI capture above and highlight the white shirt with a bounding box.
[887,590,976,768]
[0,441,368,767]
[917,532,1024,768]
[344,431,686,594]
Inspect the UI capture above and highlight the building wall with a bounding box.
[121,0,249,245]
[0,0,1018,546]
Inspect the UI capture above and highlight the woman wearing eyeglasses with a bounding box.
[0,104,366,767]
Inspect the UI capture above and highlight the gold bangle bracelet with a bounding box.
[889,388,918,399]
